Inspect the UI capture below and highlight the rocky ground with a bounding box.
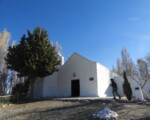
[0,98,150,120]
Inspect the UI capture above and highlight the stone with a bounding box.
[93,107,118,120]
[2,105,6,108]
[102,103,106,105]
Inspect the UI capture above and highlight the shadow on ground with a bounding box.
[2,99,150,120]
[137,117,150,120]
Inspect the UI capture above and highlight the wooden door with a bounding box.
[71,80,80,97]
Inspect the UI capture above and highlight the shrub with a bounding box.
[11,80,30,103]
[123,71,132,101]
[11,80,29,95]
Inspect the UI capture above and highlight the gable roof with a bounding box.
[72,52,95,63]
[63,52,112,70]
[60,52,95,68]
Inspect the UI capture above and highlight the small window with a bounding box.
[135,87,139,90]
[89,77,94,81]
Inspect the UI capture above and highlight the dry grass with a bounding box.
[0,99,150,120]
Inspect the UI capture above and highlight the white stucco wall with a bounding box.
[130,78,150,98]
[143,80,150,97]
[58,53,98,97]
[115,77,142,98]
[43,72,58,97]
[96,63,118,97]
[34,53,150,99]
[114,76,150,98]
[113,77,124,96]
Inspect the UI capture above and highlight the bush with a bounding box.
[11,80,30,103]
[123,71,132,101]
[12,80,29,95]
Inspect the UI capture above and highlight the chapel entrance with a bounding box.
[71,79,80,97]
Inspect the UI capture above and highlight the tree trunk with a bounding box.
[141,87,149,98]
[28,78,35,99]
[131,76,149,99]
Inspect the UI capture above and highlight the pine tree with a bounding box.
[6,27,61,97]
[123,71,132,101]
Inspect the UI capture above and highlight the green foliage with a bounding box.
[11,80,29,95]
[6,27,60,79]
[0,101,11,105]
[123,71,132,101]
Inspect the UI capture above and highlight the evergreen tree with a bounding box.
[123,71,132,101]
[6,27,61,97]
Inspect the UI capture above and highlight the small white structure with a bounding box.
[33,53,150,99]
[113,76,150,100]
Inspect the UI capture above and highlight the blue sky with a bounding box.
[0,0,150,69]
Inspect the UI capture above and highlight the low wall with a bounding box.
[0,95,11,102]
[0,93,28,103]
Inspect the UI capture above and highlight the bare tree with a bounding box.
[146,53,150,72]
[130,58,150,97]
[116,58,122,75]
[112,48,134,76]
[0,29,10,70]
[121,48,134,76]
[113,48,150,98]
[112,65,117,73]
[7,71,17,94]
[0,29,11,95]
[0,66,8,95]
[55,41,62,54]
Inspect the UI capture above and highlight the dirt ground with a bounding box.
[0,99,150,120]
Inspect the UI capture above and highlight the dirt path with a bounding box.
[0,99,150,120]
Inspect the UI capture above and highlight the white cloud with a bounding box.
[124,32,150,41]
[128,17,139,21]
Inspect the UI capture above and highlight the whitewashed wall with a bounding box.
[143,80,150,97]
[114,76,150,98]
[43,72,58,97]
[114,77,142,97]
[58,53,98,97]
[130,78,150,98]
[96,63,118,97]
[34,53,150,99]
[113,77,124,96]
